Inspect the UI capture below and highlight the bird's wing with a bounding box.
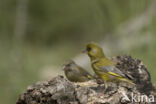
[98,66,125,78]
[78,66,93,79]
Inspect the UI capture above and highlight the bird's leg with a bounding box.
[116,82,120,89]
[104,81,108,89]
[97,81,108,97]
[102,81,109,93]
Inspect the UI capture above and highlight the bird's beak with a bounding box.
[82,49,88,53]
[62,65,66,70]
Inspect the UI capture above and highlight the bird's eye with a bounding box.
[67,64,71,67]
[87,47,91,51]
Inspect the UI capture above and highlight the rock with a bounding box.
[16,55,156,104]
[114,55,153,95]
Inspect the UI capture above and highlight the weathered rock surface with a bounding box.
[16,55,156,104]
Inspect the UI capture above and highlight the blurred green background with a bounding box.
[0,0,156,103]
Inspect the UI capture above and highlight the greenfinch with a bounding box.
[62,60,93,82]
[84,42,134,88]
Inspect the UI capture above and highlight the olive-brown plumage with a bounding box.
[62,60,93,82]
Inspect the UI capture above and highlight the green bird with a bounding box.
[62,60,93,82]
[84,42,134,88]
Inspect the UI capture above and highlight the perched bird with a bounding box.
[62,60,93,82]
[84,42,134,88]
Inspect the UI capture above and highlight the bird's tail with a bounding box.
[120,78,135,85]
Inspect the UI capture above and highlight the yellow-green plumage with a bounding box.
[62,60,93,82]
[85,42,134,88]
